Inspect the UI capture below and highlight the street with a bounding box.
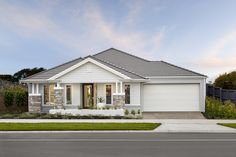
[0,133,235,157]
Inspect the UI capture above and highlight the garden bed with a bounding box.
[0,112,142,119]
[49,108,125,116]
[204,97,236,119]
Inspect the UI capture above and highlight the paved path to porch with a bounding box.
[0,119,236,133]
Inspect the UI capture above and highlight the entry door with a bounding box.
[82,84,94,109]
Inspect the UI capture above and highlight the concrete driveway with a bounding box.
[154,119,236,133]
[143,112,205,119]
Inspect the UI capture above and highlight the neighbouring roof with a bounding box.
[22,48,206,82]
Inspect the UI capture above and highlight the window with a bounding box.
[44,84,55,105]
[125,84,130,104]
[66,85,72,104]
[106,85,112,104]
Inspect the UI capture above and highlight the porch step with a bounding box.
[143,112,205,119]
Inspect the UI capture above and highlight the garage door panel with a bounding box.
[143,84,200,111]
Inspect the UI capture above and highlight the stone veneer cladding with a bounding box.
[54,88,64,109]
[28,95,42,113]
[113,94,125,108]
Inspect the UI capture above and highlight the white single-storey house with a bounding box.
[21,48,207,113]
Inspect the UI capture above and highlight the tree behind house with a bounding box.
[214,71,236,89]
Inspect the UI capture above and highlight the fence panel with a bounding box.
[206,84,236,105]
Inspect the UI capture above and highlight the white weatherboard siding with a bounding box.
[122,82,141,106]
[143,84,200,112]
[58,62,122,83]
[97,83,105,99]
[65,83,81,106]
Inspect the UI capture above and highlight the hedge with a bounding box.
[2,86,27,108]
[205,97,236,119]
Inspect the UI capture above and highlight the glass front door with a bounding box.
[83,84,93,109]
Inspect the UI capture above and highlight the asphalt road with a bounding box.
[0,133,235,157]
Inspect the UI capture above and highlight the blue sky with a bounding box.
[0,0,236,81]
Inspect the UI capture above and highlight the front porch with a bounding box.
[28,82,130,113]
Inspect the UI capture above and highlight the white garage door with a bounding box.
[143,84,200,112]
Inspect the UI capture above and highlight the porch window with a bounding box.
[106,85,112,104]
[44,84,55,105]
[125,84,130,104]
[66,85,72,104]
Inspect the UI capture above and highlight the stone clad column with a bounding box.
[113,82,125,108]
[28,83,42,113]
[54,83,64,109]
[28,95,42,113]
[113,93,125,108]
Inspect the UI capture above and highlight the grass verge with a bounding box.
[0,123,161,131]
[218,123,236,129]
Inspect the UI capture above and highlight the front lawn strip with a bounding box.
[0,123,161,131]
[218,123,236,129]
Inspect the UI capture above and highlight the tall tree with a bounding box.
[214,71,236,89]
[13,67,46,83]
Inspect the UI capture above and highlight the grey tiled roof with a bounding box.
[22,57,83,80]
[23,48,205,81]
[93,48,206,77]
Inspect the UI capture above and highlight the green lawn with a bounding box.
[218,123,236,129]
[0,123,161,131]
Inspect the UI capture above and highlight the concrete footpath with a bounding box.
[0,119,235,133]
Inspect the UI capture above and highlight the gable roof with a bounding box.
[22,48,206,82]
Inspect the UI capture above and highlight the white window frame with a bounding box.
[124,84,131,105]
[105,84,112,105]
[65,84,73,105]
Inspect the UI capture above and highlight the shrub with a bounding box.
[40,114,53,119]
[97,97,105,103]
[124,109,129,115]
[0,113,18,119]
[2,86,27,108]
[15,88,27,106]
[105,106,110,110]
[131,110,136,115]
[18,112,39,119]
[137,109,141,114]
[205,97,236,119]
[3,88,14,107]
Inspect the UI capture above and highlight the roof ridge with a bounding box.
[92,56,146,79]
[93,47,150,62]
[160,61,207,77]
[22,57,83,80]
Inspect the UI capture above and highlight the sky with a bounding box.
[0,0,236,81]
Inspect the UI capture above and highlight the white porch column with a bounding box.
[115,82,118,94]
[120,81,123,93]
[32,83,35,94]
[57,82,60,88]
[36,83,39,94]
